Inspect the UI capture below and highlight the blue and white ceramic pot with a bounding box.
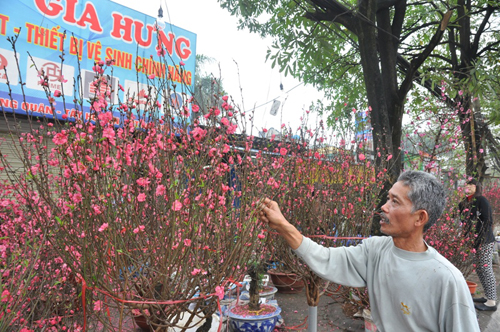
[228,304,281,332]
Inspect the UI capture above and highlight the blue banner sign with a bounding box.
[0,0,197,123]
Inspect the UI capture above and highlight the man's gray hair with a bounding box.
[397,170,446,232]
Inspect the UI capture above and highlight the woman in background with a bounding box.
[460,179,497,311]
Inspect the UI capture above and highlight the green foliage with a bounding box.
[194,54,225,112]
[219,0,500,177]
[406,2,500,122]
[219,0,365,128]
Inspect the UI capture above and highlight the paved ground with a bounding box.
[469,262,500,332]
[274,262,500,331]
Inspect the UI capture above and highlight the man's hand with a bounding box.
[258,198,288,230]
[258,197,303,249]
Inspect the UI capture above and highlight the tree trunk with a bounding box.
[248,265,261,311]
[357,0,406,234]
[456,95,487,180]
[449,1,489,181]
[305,274,321,307]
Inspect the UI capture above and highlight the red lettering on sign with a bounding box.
[175,37,191,60]
[63,0,79,24]
[34,0,64,17]
[158,31,192,61]
[0,53,7,70]
[34,0,102,33]
[111,13,158,48]
[110,13,134,43]
[65,108,81,119]
[69,36,84,60]
[135,55,166,78]
[0,98,18,109]
[76,2,102,33]
[21,102,53,115]
[41,62,62,85]
[0,14,9,36]
[158,30,175,58]
[134,21,155,48]
[34,25,45,46]
[25,22,35,43]
[105,47,132,70]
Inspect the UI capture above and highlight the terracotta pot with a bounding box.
[466,281,478,295]
[268,269,304,294]
[133,315,152,331]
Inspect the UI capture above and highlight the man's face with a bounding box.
[380,181,420,237]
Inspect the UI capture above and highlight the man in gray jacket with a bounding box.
[259,170,479,331]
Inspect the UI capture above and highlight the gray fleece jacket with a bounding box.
[294,236,479,332]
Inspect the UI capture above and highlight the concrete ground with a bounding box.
[274,262,500,331]
[469,264,500,332]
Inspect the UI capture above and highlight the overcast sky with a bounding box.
[115,0,326,134]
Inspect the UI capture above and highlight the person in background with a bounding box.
[259,170,479,331]
[460,179,497,311]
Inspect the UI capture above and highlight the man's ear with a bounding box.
[415,210,429,228]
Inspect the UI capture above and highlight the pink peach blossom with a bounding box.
[191,127,206,141]
[172,200,182,211]
[137,193,146,202]
[215,286,224,300]
[98,223,109,232]
[53,132,68,145]
[156,185,166,196]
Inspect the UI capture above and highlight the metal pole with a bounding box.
[308,306,317,332]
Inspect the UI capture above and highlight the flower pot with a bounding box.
[466,281,478,295]
[228,304,281,332]
[267,269,305,294]
[243,274,270,287]
[258,285,278,300]
[133,314,152,331]
[239,286,278,302]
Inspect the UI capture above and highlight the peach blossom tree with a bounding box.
[1,53,275,330]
